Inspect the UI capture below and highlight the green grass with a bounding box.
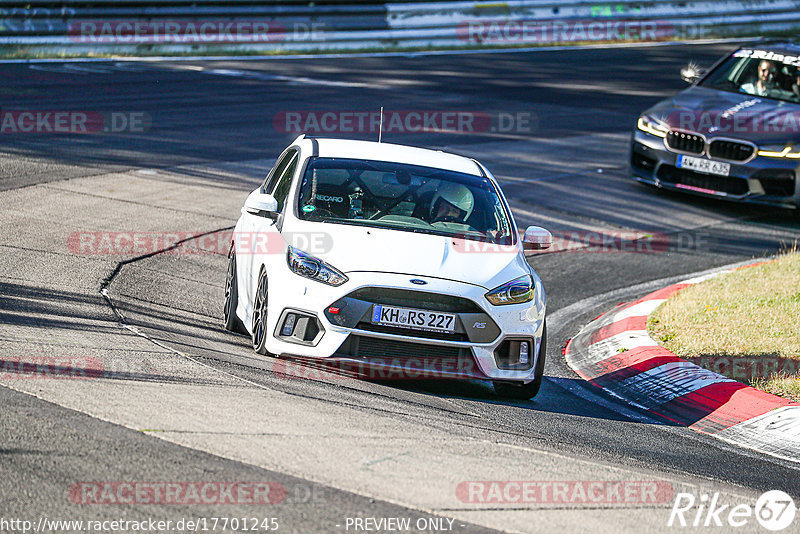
[648,250,800,401]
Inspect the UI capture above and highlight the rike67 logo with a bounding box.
[669,490,796,531]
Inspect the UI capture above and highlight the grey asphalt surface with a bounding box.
[1,42,799,533]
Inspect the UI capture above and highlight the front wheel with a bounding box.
[223,245,247,335]
[493,321,547,400]
[251,268,271,355]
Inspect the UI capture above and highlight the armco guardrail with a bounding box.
[1,0,799,56]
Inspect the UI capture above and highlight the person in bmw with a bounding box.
[740,60,777,97]
[631,40,800,213]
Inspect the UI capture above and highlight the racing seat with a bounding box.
[311,183,351,218]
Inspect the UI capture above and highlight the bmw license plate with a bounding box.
[371,305,455,333]
[677,155,730,176]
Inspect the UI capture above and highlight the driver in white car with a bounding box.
[430,182,475,224]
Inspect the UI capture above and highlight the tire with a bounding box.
[493,321,547,400]
[223,245,247,335]
[251,267,271,355]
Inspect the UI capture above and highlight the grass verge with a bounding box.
[648,250,800,401]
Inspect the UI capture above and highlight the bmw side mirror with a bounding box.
[522,226,552,252]
[243,189,279,218]
[680,62,706,84]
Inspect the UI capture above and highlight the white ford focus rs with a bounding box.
[224,135,552,399]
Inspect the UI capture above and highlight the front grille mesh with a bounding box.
[346,287,481,313]
[657,165,748,195]
[666,130,704,154]
[356,322,469,341]
[708,140,754,162]
[353,335,465,360]
[328,335,485,378]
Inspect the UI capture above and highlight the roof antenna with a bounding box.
[378,106,384,143]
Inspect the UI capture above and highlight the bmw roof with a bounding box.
[749,38,800,55]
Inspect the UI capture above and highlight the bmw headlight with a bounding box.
[485,275,535,306]
[757,144,800,158]
[637,115,668,138]
[287,246,348,286]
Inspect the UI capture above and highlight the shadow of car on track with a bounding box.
[334,374,677,425]
[635,180,800,219]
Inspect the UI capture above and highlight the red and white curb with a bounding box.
[565,267,800,464]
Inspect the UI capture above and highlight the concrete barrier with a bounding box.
[1,0,799,56]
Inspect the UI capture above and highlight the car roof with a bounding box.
[748,39,800,56]
[295,136,485,177]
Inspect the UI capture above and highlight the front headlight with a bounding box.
[757,144,800,158]
[485,275,535,306]
[637,115,668,138]
[287,246,348,286]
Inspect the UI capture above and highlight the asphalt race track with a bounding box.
[1,43,799,533]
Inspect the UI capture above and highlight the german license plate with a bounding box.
[371,305,455,333]
[677,155,730,176]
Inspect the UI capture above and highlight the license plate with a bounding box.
[371,305,456,333]
[677,155,730,176]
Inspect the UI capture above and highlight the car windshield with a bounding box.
[700,48,800,103]
[296,157,514,245]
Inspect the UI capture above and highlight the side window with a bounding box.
[262,149,298,193]
[271,153,298,212]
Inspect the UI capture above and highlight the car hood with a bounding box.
[295,222,529,290]
[644,85,800,145]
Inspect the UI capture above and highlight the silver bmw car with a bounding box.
[631,40,800,213]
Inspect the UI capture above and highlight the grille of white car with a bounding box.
[346,287,482,313]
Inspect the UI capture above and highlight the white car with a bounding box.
[224,135,552,399]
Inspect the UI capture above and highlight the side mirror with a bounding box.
[244,189,279,218]
[680,62,706,84]
[522,226,552,252]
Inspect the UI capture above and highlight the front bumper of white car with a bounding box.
[259,270,546,382]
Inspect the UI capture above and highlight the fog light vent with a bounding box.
[519,341,529,365]
[494,338,535,370]
[281,314,297,336]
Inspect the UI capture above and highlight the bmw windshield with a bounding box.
[296,157,514,245]
[700,48,800,103]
